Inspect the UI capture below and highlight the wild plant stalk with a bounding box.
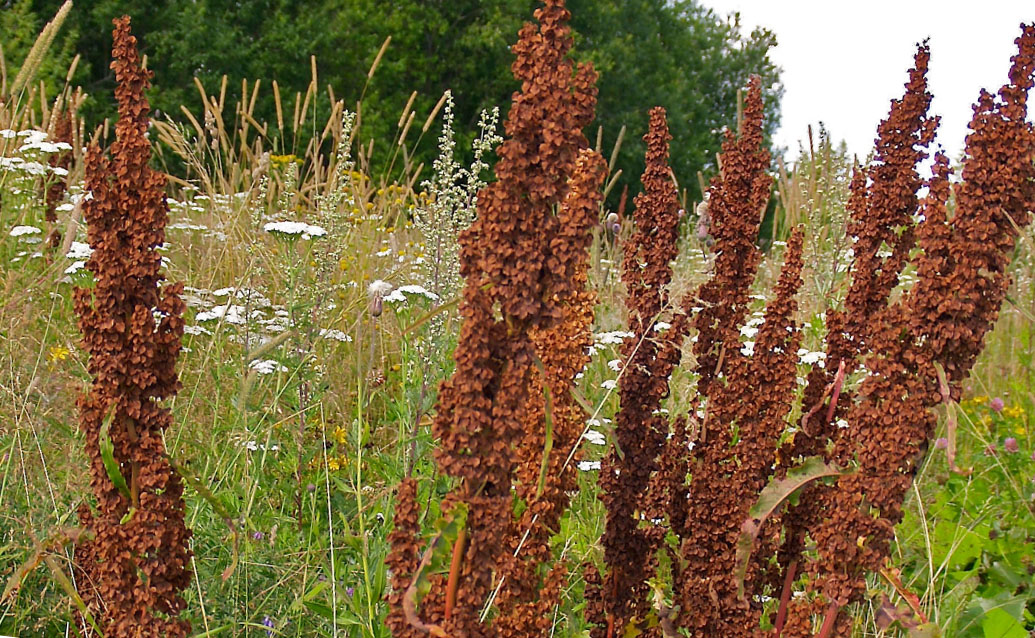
[386,2,602,637]
[71,17,192,637]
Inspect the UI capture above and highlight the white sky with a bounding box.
[703,1,1035,161]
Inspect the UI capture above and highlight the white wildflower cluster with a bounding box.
[384,284,439,305]
[1,129,76,228]
[242,440,280,452]
[166,192,243,242]
[797,348,827,367]
[9,225,41,238]
[177,285,351,348]
[413,92,502,302]
[249,359,289,375]
[263,221,328,239]
[739,314,765,339]
[588,331,635,356]
[0,129,72,180]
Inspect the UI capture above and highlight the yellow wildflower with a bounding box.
[47,345,71,362]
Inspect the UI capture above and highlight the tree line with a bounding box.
[2,0,782,202]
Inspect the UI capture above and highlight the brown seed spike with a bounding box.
[387,2,601,636]
[775,42,937,600]
[71,17,191,638]
[688,75,770,400]
[597,106,684,636]
[781,25,1035,636]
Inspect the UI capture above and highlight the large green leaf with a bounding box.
[734,456,846,599]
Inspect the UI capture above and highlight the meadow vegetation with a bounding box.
[1,2,1034,637]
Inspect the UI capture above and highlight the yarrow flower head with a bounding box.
[9,225,42,237]
[263,220,327,239]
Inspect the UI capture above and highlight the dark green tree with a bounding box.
[1,0,79,100]
[16,0,782,200]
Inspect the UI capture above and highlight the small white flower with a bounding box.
[17,129,47,143]
[249,359,288,375]
[797,348,826,366]
[653,321,671,332]
[9,225,41,237]
[582,429,606,445]
[601,379,618,390]
[263,220,327,238]
[594,330,635,345]
[319,328,353,342]
[243,440,280,451]
[577,460,601,471]
[64,260,88,274]
[384,284,440,304]
[607,359,622,372]
[741,341,755,356]
[18,161,49,176]
[66,241,93,260]
[196,304,260,325]
[183,325,212,336]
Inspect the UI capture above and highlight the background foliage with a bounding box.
[3,0,782,201]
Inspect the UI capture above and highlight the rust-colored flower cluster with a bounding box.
[71,17,192,637]
[591,107,686,635]
[774,43,939,619]
[668,78,809,637]
[385,1,604,636]
[780,25,1035,636]
[387,15,1034,638]
[587,26,1034,637]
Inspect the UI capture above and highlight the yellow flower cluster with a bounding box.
[270,154,301,168]
[1003,404,1025,420]
[308,456,349,472]
[47,345,71,362]
[960,394,990,407]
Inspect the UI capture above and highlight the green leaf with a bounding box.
[407,502,468,614]
[981,609,1027,638]
[99,403,131,500]
[733,456,846,599]
[532,354,554,498]
[909,623,942,638]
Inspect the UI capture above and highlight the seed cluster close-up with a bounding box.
[71,17,192,637]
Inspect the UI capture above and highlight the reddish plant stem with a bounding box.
[444,529,466,620]
[774,559,797,636]
[824,360,847,424]
[816,603,840,638]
